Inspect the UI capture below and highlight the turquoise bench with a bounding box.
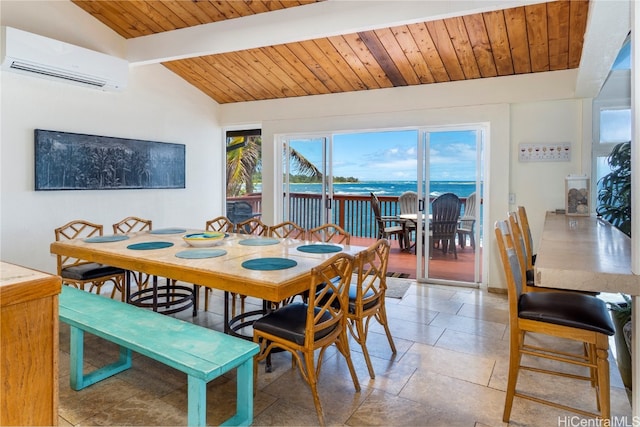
[58,286,259,426]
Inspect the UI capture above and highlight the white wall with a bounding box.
[1,2,223,274]
[221,71,587,291]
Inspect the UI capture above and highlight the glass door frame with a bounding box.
[416,125,485,287]
[280,133,334,228]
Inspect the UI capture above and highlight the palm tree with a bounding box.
[226,135,321,197]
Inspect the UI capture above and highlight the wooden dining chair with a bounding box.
[517,206,535,269]
[235,217,268,236]
[309,223,350,244]
[54,220,126,300]
[252,252,360,426]
[349,238,396,379]
[268,221,306,239]
[495,219,614,422]
[113,216,152,292]
[205,216,234,234]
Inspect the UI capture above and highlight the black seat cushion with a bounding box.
[253,303,336,345]
[61,263,125,281]
[519,292,615,335]
[347,285,377,313]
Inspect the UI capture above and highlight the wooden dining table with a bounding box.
[49,228,367,309]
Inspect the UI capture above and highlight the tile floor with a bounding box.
[58,279,632,426]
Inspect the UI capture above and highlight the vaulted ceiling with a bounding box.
[71,0,593,104]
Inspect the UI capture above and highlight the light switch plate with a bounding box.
[519,143,571,162]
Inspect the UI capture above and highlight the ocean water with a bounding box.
[284,181,479,198]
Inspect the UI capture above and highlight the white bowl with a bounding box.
[182,232,225,247]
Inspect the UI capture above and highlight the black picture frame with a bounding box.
[34,129,185,191]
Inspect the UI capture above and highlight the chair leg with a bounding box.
[335,331,361,393]
[595,334,611,419]
[503,330,524,423]
[350,318,375,379]
[302,350,325,426]
[204,288,210,311]
[376,305,397,354]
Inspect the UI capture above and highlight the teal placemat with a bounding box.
[85,235,130,243]
[296,244,342,254]
[150,228,187,234]
[175,249,227,259]
[238,238,280,246]
[127,241,174,250]
[242,257,297,271]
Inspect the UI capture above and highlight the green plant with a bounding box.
[608,293,632,393]
[608,292,632,321]
[597,141,631,236]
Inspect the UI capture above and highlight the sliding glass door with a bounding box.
[417,128,484,286]
[282,136,333,229]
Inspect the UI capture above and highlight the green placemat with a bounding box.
[127,241,174,250]
[85,235,129,243]
[175,249,227,259]
[150,228,187,234]
[241,257,297,271]
[296,244,342,254]
[238,238,280,246]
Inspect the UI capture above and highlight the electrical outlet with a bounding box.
[509,193,516,204]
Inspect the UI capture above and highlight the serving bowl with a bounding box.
[182,232,225,247]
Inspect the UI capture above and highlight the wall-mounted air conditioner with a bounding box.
[1,26,128,91]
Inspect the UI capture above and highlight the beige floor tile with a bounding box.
[57,281,632,426]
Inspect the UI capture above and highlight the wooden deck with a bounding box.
[351,236,479,282]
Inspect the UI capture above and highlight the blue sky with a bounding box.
[289,129,479,182]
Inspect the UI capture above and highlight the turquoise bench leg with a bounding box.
[187,376,207,427]
[69,326,132,390]
[220,358,254,427]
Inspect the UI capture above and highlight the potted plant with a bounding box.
[608,294,632,394]
[597,141,631,236]
[598,140,632,395]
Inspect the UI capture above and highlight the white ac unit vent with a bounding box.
[1,26,128,91]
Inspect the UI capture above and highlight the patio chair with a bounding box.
[398,191,418,250]
[430,192,461,258]
[370,193,405,250]
[457,192,476,250]
[252,252,360,426]
[227,201,260,225]
[494,219,614,422]
[54,220,126,300]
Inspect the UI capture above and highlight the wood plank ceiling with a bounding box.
[73,0,590,104]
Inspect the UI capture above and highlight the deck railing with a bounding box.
[227,192,471,239]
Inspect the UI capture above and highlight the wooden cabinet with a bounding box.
[1,262,61,426]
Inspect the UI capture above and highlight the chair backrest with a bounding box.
[494,220,524,319]
[309,223,350,244]
[306,252,355,346]
[517,206,534,270]
[431,193,461,239]
[112,216,152,234]
[398,191,418,215]
[235,217,268,235]
[54,220,104,272]
[353,239,390,315]
[507,211,528,281]
[269,221,306,239]
[205,216,234,233]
